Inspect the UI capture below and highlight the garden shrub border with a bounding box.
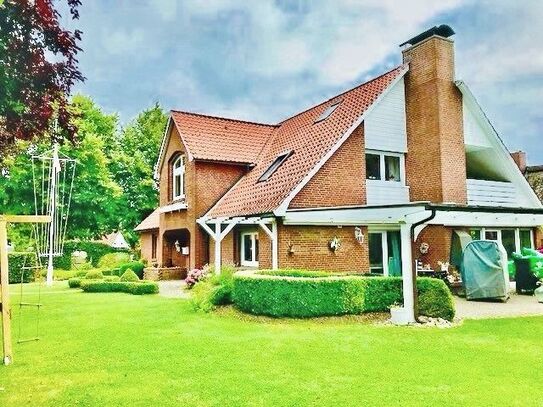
[233,270,455,321]
[80,280,158,295]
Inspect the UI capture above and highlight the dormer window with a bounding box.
[258,150,292,182]
[172,155,185,200]
[314,99,342,123]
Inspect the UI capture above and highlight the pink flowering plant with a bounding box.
[185,267,208,289]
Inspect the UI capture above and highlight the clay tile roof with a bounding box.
[134,209,160,232]
[170,111,277,164]
[206,65,407,218]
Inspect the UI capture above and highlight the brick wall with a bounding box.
[290,124,366,208]
[139,231,155,265]
[153,123,248,269]
[403,35,467,204]
[277,224,369,272]
[414,225,452,271]
[535,227,543,249]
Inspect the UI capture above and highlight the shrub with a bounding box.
[120,269,140,282]
[118,261,145,279]
[233,270,366,318]
[54,269,77,281]
[85,270,104,280]
[54,241,130,269]
[68,277,82,288]
[104,275,121,282]
[80,280,158,295]
[8,252,37,284]
[73,261,93,272]
[75,270,89,277]
[190,265,236,311]
[97,252,131,269]
[232,271,455,321]
[185,268,208,289]
[417,278,456,321]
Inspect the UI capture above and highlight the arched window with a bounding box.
[172,155,185,200]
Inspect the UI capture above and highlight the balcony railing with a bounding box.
[466,179,518,207]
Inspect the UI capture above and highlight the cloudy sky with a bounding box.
[65,0,543,163]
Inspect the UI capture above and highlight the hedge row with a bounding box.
[232,271,455,321]
[80,280,158,295]
[68,275,120,288]
[8,252,37,284]
[53,241,130,269]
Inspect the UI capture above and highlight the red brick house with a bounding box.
[136,25,543,288]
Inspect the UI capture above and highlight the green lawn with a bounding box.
[1,283,543,406]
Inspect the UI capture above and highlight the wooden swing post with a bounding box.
[0,215,50,366]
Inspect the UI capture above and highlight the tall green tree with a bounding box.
[0,95,123,244]
[112,104,167,245]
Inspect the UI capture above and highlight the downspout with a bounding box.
[410,205,437,321]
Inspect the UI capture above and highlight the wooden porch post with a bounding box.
[0,219,13,365]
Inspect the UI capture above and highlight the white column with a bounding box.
[400,222,416,323]
[214,219,221,275]
[271,221,278,270]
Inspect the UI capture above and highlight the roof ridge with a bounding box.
[277,64,406,125]
[170,109,278,127]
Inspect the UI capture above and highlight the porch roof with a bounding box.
[134,209,159,232]
[282,202,543,229]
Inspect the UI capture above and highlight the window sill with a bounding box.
[159,201,188,213]
[366,180,409,187]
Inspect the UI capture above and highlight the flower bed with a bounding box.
[233,270,455,320]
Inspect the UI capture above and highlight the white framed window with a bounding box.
[470,228,534,258]
[240,232,259,267]
[365,150,405,183]
[368,230,402,276]
[172,155,185,200]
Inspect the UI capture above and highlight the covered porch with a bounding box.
[197,216,278,275]
[282,202,543,323]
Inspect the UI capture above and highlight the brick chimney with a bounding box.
[402,25,467,204]
[510,151,527,174]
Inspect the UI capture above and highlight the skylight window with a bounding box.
[314,99,342,123]
[258,151,293,182]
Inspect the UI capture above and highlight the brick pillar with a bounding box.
[403,35,467,204]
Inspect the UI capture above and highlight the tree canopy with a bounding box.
[0,95,167,248]
[0,0,84,154]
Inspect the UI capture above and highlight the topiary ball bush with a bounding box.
[120,268,140,282]
[85,270,104,280]
[119,261,145,279]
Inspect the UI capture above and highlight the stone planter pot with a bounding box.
[390,307,412,325]
[535,284,543,303]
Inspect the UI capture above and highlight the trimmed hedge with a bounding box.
[233,270,366,318]
[120,269,140,282]
[8,252,37,283]
[80,280,159,295]
[97,252,131,269]
[68,277,82,288]
[119,261,144,279]
[54,241,130,269]
[85,270,104,280]
[232,271,455,321]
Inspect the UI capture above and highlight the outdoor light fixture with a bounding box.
[354,227,364,244]
[174,240,181,252]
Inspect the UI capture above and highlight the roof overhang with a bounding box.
[283,202,543,229]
